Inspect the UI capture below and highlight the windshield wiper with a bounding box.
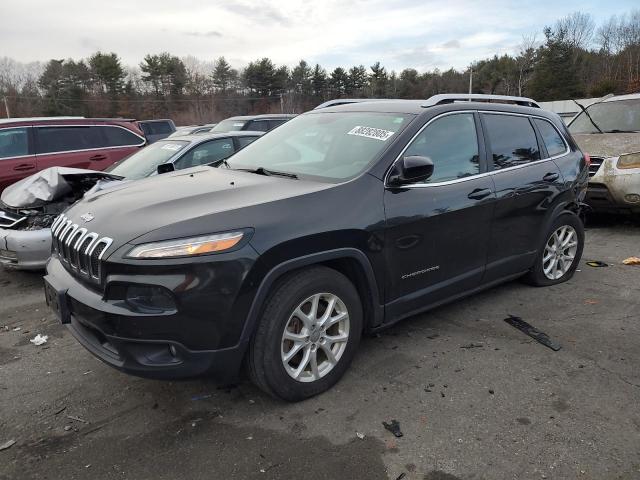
[602,129,640,133]
[572,100,603,134]
[238,167,298,179]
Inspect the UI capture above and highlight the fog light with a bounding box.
[624,193,640,204]
[0,249,18,262]
[125,285,176,313]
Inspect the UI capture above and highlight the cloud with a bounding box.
[183,30,223,38]
[441,40,460,49]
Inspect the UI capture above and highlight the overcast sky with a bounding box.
[2,0,638,72]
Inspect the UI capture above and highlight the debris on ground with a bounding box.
[356,432,365,440]
[461,342,484,349]
[66,415,88,424]
[396,473,407,480]
[504,315,561,351]
[0,439,16,451]
[622,256,640,265]
[29,334,48,346]
[382,420,403,438]
[191,393,212,401]
[586,260,608,267]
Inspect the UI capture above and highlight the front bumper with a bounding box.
[44,251,257,381]
[0,227,52,270]
[588,158,640,212]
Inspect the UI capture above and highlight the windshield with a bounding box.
[569,99,640,134]
[105,140,189,180]
[211,119,247,132]
[225,111,413,181]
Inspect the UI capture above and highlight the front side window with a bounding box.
[226,111,414,181]
[35,126,104,154]
[568,99,640,134]
[101,126,144,147]
[0,128,29,159]
[176,139,235,168]
[403,113,479,183]
[105,140,188,180]
[483,114,540,169]
[237,136,259,149]
[534,119,567,157]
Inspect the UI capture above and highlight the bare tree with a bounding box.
[515,34,537,96]
[555,12,595,49]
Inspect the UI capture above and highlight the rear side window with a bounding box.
[140,121,173,135]
[533,119,567,158]
[482,114,540,169]
[101,126,144,147]
[245,120,270,132]
[176,138,235,168]
[0,128,30,159]
[35,126,104,154]
[237,136,259,149]
[404,113,480,183]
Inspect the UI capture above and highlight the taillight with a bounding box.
[583,153,591,167]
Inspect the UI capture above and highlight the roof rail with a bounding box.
[423,94,540,109]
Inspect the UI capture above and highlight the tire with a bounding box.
[247,266,363,401]
[523,212,585,286]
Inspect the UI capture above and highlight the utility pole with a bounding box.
[2,96,9,118]
[468,69,473,97]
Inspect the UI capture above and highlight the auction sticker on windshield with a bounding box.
[347,126,395,141]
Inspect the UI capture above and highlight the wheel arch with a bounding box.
[238,249,383,349]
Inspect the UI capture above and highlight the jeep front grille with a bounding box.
[589,156,604,177]
[50,214,113,281]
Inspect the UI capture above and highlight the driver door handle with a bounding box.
[13,163,35,171]
[468,188,493,200]
[89,154,107,161]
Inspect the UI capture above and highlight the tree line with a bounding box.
[1,10,639,124]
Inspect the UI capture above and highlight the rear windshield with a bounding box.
[211,119,247,132]
[568,99,640,134]
[105,140,188,180]
[226,111,414,181]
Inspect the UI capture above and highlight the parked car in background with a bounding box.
[137,119,176,143]
[568,93,640,214]
[43,94,588,401]
[211,114,295,133]
[0,131,262,270]
[0,117,146,193]
[169,124,218,137]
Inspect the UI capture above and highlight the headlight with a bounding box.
[126,231,244,259]
[617,152,640,169]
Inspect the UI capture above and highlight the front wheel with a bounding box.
[247,266,363,401]
[523,213,585,286]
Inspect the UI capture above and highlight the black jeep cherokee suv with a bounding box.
[44,95,588,401]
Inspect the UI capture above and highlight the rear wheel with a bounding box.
[524,213,584,286]
[247,266,362,401]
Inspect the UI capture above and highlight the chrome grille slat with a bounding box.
[50,214,113,283]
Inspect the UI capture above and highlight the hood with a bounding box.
[573,133,640,158]
[64,166,333,245]
[1,167,121,208]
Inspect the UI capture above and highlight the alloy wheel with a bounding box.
[281,293,350,382]
[542,225,578,280]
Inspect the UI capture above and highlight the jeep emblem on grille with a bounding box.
[80,213,94,223]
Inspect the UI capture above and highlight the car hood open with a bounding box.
[573,132,640,158]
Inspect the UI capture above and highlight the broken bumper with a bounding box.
[0,227,52,270]
[588,158,640,212]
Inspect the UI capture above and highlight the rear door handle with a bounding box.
[89,154,107,161]
[13,164,35,171]
[543,172,559,182]
[468,188,493,200]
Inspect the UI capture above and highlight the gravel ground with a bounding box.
[0,217,639,480]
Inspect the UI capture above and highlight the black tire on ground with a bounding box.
[523,212,585,287]
[247,266,363,401]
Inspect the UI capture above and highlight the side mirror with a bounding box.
[387,156,434,186]
[157,163,175,175]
